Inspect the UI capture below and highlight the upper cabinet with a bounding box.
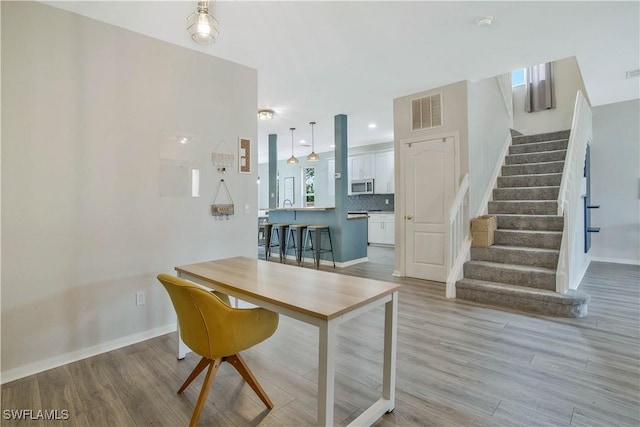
[349,154,375,181]
[374,149,394,194]
[346,149,394,195]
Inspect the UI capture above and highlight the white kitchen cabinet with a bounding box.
[349,154,374,181]
[368,213,395,245]
[374,149,394,194]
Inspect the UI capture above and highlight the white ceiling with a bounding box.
[45,1,640,163]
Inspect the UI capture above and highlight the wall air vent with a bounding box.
[411,93,443,131]
[626,69,640,79]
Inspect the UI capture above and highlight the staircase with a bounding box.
[456,130,590,317]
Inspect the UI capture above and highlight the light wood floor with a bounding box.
[2,247,639,426]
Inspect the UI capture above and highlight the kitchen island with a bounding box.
[267,207,368,266]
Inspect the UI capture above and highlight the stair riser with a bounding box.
[505,150,566,165]
[502,162,564,176]
[509,139,568,155]
[496,215,564,231]
[493,187,559,201]
[463,263,556,290]
[512,130,571,145]
[494,231,562,249]
[470,247,559,269]
[456,288,587,318]
[498,174,562,188]
[489,201,557,215]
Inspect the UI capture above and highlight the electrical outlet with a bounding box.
[136,291,145,306]
[385,199,389,205]
[244,203,250,214]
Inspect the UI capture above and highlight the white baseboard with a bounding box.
[1,324,176,385]
[281,254,367,268]
[589,256,640,266]
[335,257,368,268]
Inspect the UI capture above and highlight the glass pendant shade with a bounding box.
[287,128,299,164]
[307,121,320,161]
[187,1,219,44]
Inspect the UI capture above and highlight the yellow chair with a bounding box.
[157,274,279,427]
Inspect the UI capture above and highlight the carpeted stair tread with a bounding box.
[495,214,563,231]
[463,260,556,290]
[489,200,558,215]
[502,161,565,176]
[493,186,559,201]
[512,130,571,145]
[494,229,562,249]
[455,278,590,318]
[471,245,559,269]
[505,149,567,165]
[497,173,563,188]
[509,139,569,155]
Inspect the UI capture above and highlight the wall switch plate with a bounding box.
[136,292,145,306]
[334,172,341,179]
[244,203,250,214]
[385,199,389,204]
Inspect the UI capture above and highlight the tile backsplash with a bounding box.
[347,194,394,212]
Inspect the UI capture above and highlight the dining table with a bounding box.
[174,256,400,427]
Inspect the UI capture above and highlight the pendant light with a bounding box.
[287,128,299,164]
[187,1,219,45]
[307,121,320,161]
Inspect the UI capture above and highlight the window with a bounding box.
[303,167,315,207]
[512,68,525,87]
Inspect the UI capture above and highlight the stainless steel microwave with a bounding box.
[351,179,374,194]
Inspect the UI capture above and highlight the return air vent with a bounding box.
[625,69,640,79]
[411,93,442,131]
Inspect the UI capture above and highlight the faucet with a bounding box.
[283,199,293,207]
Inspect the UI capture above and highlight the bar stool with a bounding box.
[259,223,273,260]
[285,224,309,266]
[269,223,290,263]
[302,225,335,269]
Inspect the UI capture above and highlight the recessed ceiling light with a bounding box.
[368,123,377,129]
[475,16,493,27]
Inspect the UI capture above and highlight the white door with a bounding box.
[403,136,455,282]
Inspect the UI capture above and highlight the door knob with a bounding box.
[405,215,413,220]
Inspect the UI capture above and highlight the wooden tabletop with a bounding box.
[175,256,400,321]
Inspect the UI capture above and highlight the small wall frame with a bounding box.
[239,138,251,174]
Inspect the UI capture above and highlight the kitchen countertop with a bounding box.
[267,207,335,212]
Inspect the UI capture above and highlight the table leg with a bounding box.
[279,226,286,263]
[264,226,271,260]
[382,291,398,406]
[318,320,336,426]
[315,229,322,269]
[296,227,303,266]
[176,272,189,360]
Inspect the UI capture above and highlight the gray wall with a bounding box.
[1,2,258,379]
[513,57,588,135]
[590,99,640,264]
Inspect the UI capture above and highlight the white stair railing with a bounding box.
[556,91,592,293]
[446,173,470,298]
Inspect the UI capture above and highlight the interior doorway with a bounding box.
[402,135,456,282]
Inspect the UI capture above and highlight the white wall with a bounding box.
[590,99,640,264]
[467,76,513,216]
[1,2,258,380]
[513,57,588,135]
